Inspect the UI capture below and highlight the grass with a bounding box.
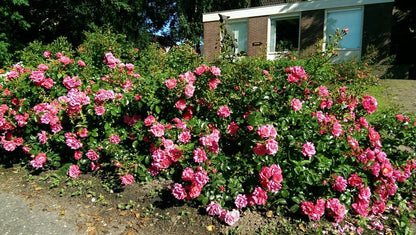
[366,79,416,116]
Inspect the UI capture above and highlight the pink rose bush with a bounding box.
[0,42,414,232]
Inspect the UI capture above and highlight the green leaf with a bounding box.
[291,196,301,204]
[155,105,161,114]
[277,198,287,204]
[289,204,300,213]
[280,190,290,198]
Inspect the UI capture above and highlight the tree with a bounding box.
[171,0,251,45]
[392,0,416,65]
[0,0,30,66]
[18,0,154,46]
[0,0,256,67]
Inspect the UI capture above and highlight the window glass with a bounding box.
[326,9,362,49]
[228,21,248,54]
[269,17,299,53]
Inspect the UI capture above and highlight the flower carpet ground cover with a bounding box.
[1,69,415,234]
[1,33,416,234]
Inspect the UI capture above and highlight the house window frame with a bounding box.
[267,13,301,60]
[226,19,249,56]
[323,7,364,60]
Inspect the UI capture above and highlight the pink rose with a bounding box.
[301,198,325,221]
[257,124,277,139]
[37,63,49,71]
[65,135,83,150]
[326,198,346,223]
[165,78,177,89]
[347,137,359,150]
[217,105,231,118]
[253,143,266,156]
[29,70,45,83]
[86,149,99,161]
[121,174,134,185]
[331,121,342,137]
[259,166,272,181]
[209,66,221,76]
[224,209,240,226]
[30,153,47,169]
[51,124,63,133]
[371,201,386,215]
[194,170,209,187]
[318,85,330,97]
[37,131,47,144]
[43,51,51,58]
[184,84,195,98]
[362,95,377,114]
[227,122,239,135]
[348,173,362,187]
[194,64,208,75]
[40,78,54,89]
[77,128,88,138]
[144,115,156,126]
[368,127,380,143]
[150,123,165,137]
[287,73,300,83]
[301,142,316,157]
[7,70,19,80]
[94,106,105,116]
[291,98,302,111]
[77,60,86,67]
[167,147,183,162]
[178,130,191,143]
[181,167,195,181]
[206,201,222,216]
[234,194,248,209]
[68,165,81,178]
[352,200,369,217]
[188,183,201,199]
[172,183,187,200]
[74,151,82,160]
[209,78,221,90]
[183,71,196,83]
[59,56,72,65]
[251,187,268,205]
[265,139,279,155]
[109,134,121,144]
[332,176,347,192]
[286,66,307,83]
[104,53,121,69]
[265,179,282,193]
[175,99,187,111]
[193,147,207,163]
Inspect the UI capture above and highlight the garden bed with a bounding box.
[1,32,416,234]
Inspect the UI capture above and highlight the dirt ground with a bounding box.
[1,79,415,235]
[0,165,288,235]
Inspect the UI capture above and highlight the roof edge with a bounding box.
[202,0,394,22]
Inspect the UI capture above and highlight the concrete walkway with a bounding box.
[0,192,78,235]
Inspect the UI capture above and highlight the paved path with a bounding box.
[0,192,78,235]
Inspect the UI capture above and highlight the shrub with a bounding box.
[1,35,415,232]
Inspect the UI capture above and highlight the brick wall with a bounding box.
[300,10,324,58]
[247,16,269,58]
[203,21,221,61]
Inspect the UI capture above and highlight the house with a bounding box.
[202,0,394,61]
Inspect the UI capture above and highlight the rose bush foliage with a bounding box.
[1,40,415,230]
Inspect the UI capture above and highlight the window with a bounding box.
[228,21,248,55]
[325,8,363,60]
[269,16,300,54]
